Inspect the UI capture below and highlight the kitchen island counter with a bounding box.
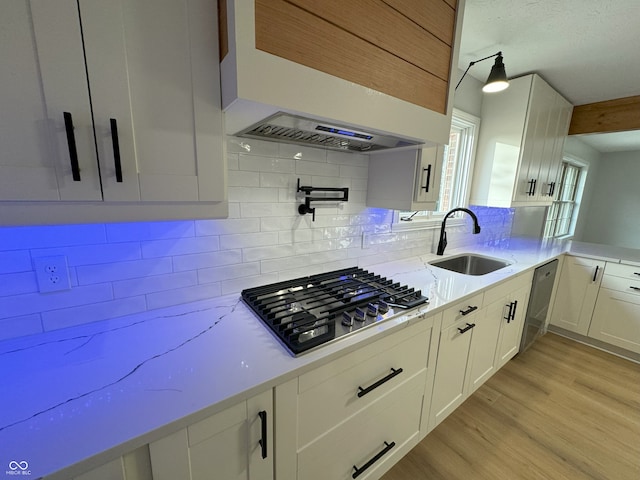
[1,238,636,479]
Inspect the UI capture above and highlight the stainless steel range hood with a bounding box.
[234,112,422,153]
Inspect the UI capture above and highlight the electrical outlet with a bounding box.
[33,255,71,293]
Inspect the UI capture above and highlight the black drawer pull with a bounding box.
[110,118,123,182]
[504,302,513,322]
[421,164,432,192]
[634,272,640,276]
[63,112,81,181]
[592,265,599,282]
[357,368,403,398]
[458,322,476,334]
[258,410,267,459]
[352,441,396,479]
[460,305,478,316]
[630,286,640,292]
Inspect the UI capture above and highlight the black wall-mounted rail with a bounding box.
[297,178,349,221]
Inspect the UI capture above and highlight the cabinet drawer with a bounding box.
[604,262,640,282]
[600,275,640,296]
[297,371,425,480]
[483,271,533,306]
[442,292,484,329]
[297,319,432,447]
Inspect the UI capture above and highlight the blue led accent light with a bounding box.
[315,125,373,140]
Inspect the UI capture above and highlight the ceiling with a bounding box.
[457,0,640,153]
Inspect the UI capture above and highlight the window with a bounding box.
[544,161,584,238]
[397,109,479,225]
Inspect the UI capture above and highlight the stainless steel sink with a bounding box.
[429,253,511,276]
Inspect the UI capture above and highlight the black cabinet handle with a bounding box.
[634,272,640,277]
[352,441,395,479]
[258,410,267,459]
[527,178,535,196]
[421,164,432,192]
[504,302,513,322]
[459,305,478,316]
[593,266,599,282]
[457,322,475,334]
[547,182,556,197]
[357,368,403,398]
[630,286,640,291]
[63,112,81,181]
[110,118,123,182]
[510,300,518,322]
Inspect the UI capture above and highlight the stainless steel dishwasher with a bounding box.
[519,259,559,353]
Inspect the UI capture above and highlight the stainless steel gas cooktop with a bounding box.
[241,267,428,355]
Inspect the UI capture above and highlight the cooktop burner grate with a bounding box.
[241,267,428,355]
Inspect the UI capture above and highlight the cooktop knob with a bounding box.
[354,307,366,322]
[378,300,389,314]
[367,303,378,317]
[342,312,354,327]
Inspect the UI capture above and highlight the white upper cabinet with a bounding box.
[0,0,226,224]
[220,0,465,147]
[470,74,573,208]
[366,145,444,211]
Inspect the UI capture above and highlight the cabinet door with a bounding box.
[589,288,640,354]
[496,285,530,368]
[413,145,443,206]
[542,95,573,201]
[549,256,604,335]
[149,391,273,480]
[466,305,500,393]
[1,0,101,201]
[430,319,474,427]
[80,0,225,203]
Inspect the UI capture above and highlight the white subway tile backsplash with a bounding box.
[0,136,515,341]
[172,250,243,272]
[31,243,142,267]
[219,232,279,251]
[279,143,327,162]
[339,164,368,179]
[195,218,260,236]
[0,251,32,274]
[0,272,38,297]
[239,154,294,173]
[41,297,147,332]
[295,160,340,177]
[113,271,198,298]
[228,170,260,187]
[0,225,106,250]
[141,236,220,258]
[0,314,43,341]
[228,187,279,203]
[146,283,222,310]
[106,221,195,243]
[198,262,260,284]
[77,258,173,285]
[0,284,113,320]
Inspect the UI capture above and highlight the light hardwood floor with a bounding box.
[382,333,640,480]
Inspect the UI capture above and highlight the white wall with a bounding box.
[452,67,484,117]
[0,137,514,342]
[578,149,640,248]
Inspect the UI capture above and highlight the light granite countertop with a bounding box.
[1,238,636,479]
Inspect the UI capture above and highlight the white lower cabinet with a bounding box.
[72,446,152,480]
[149,390,273,480]
[275,315,441,480]
[588,263,640,354]
[429,293,484,428]
[549,256,605,335]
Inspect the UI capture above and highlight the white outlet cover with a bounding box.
[33,255,72,293]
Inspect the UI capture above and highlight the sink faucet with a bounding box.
[436,208,481,255]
